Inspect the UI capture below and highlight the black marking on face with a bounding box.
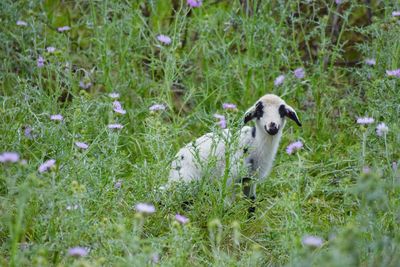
[244,101,264,124]
[181,155,184,160]
[251,126,256,138]
[279,104,302,126]
[254,101,264,120]
[243,147,249,154]
[244,112,253,124]
[279,104,286,118]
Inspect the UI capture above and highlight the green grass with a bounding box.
[1,0,400,266]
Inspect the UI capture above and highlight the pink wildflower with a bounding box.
[157,34,171,45]
[46,46,56,53]
[108,124,124,129]
[393,162,398,172]
[187,0,202,7]
[37,56,45,68]
[17,20,28,26]
[392,11,400,17]
[57,26,71,32]
[38,159,56,173]
[135,203,156,214]
[113,101,126,114]
[386,69,400,78]
[356,117,374,125]
[149,104,166,111]
[79,81,92,89]
[75,142,89,149]
[68,247,88,257]
[302,235,324,248]
[376,122,388,137]
[50,114,63,121]
[175,214,189,224]
[222,103,237,110]
[286,141,303,155]
[362,166,371,174]
[66,204,79,211]
[365,58,376,66]
[0,152,20,163]
[151,253,160,264]
[114,180,122,189]
[108,92,120,99]
[214,114,227,129]
[294,68,305,79]
[24,126,34,139]
[274,75,285,86]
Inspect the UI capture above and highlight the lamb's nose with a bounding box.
[267,123,279,135]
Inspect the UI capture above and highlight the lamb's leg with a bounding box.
[242,178,257,214]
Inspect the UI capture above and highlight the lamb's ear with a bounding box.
[279,104,302,127]
[244,101,264,124]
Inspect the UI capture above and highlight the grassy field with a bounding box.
[1,0,400,266]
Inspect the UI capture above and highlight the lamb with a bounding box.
[166,94,302,201]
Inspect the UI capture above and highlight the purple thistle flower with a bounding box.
[23,126,34,139]
[68,247,88,257]
[66,204,79,211]
[286,141,303,155]
[75,142,89,149]
[214,114,227,129]
[213,114,225,120]
[50,114,63,121]
[356,117,374,125]
[151,253,160,264]
[37,56,45,68]
[302,235,324,248]
[365,58,376,66]
[393,162,398,172]
[46,46,56,53]
[187,0,202,7]
[113,101,126,114]
[274,74,285,86]
[393,11,400,17]
[175,214,189,224]
[0,152,20,163]
[57,26,71,32]
[16,20,28,26]
[157,34,171,45]
[362,166,371,174]
[108,92,120,99]
[218,120,227,129]
[135,203,156,214]
[38,159,56,173]
[294,68,305,79]
[114,180,122,189]
[222,103,237,110]
[376,122,388,137]
[386,69,400,78]
[149,104,166,111]
[108,124,124,129]
[79,81,92,89]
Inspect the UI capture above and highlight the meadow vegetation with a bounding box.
[1,0,400,266]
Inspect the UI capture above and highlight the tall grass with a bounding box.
[1,0,399,266]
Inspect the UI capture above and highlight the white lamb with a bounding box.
[166,94,302,200]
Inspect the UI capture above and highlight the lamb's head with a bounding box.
[244,94,302,136]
